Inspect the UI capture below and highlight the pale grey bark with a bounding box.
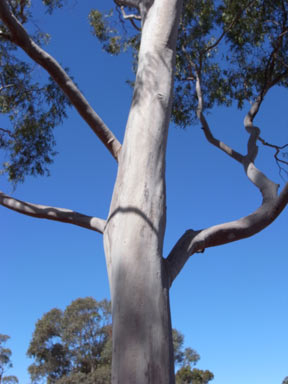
[166,183,288,285]
[195,71,244,164]
[0,1,287,383]
[0,191,106,233]
[0,0,121,161]
[104,1,182,382]
[166,70,288,286]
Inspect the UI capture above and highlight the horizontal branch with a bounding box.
[166,182,288,286]
[0,0,121,161]
[0,191,106,234]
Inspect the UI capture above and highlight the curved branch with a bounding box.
[0,0,121,161]
[0,191,106,234]
[195,71,244,163]
[166,182,288,286]
[166,68,288,286]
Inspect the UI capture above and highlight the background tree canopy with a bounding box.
[0,334,18,384]
[27,298,214,384]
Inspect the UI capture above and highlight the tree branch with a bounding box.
[166,72,288,286]
[166,182,288,286]
[0,127,14,138]
[195,70,244,163]
[0,0,122,161]
[120,6,141,20]
[204,0,258,55]
[120,5,141,31]
[258,139,288,160]
[0,191,106,234]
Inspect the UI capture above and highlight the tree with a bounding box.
[0,1,287,383]
[0,334,18,384]
[27,298,112,384]
[173,330,213,384]
[27,297,213,384]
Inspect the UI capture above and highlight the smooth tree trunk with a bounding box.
[1,1,288,383]
[103,1,182,382]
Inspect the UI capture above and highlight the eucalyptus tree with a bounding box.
[27,298,112,384]
[0,1,287,383]
[0,334,18,384]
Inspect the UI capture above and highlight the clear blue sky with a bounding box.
[1,1,287,383]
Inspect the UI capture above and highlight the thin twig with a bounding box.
[0,127,14,138]
[204,0,258,54]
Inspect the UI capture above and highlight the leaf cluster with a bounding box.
[88,6,140,58]
[0,334,19,384]
[90,1,288,129]
[27,298,112,384]
[173,330,214,384]
[176,366,214,384]
[41,0,66,15]
[0,1,71,184]
[172,0,288,127]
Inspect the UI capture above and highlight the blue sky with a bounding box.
[1,1,288,383]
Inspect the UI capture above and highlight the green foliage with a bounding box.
[27,298,112,384]
[172,0,288,127]
[283,377,288,384]
[0,1,71,184]
[173,330,214,384]
[2,1,286,183]
[176,367,214,384]
[0,334,19,384]
[42,0,66,14]
[90,1,288,128]
[2,376,19,384]
[89,7,140,56]
[173,329,200,366]
[28,298,213,383]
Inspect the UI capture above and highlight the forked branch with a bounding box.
[258,138,288,177]
[0,191,106,233]
[166,68,288,286]
[0,0,121,161]
[119,6,141,31]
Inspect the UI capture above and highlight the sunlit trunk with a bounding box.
[103,1,182,382]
